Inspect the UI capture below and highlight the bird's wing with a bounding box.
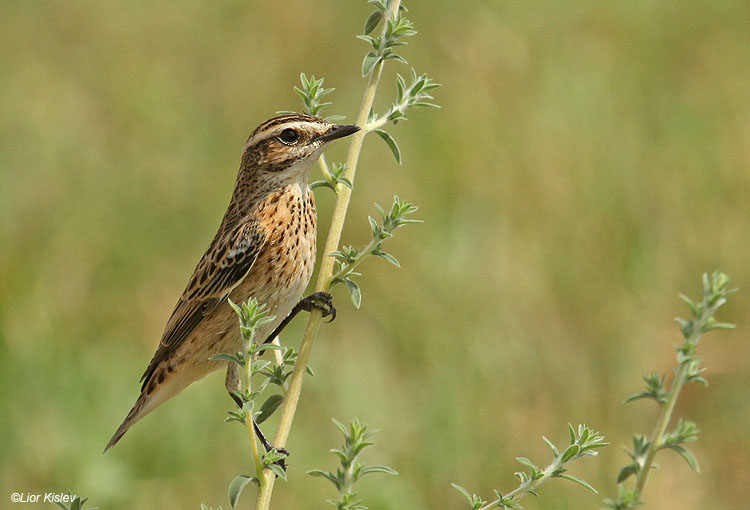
[140,220,265,388]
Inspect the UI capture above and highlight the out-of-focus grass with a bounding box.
[1,1,748,509]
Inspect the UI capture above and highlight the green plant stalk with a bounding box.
[363,100,408,131]
[633,331,697,496]
[340,457,356,500]
[478,459,569,510]
[245,347,264,482]
[329,236,382,282]
[254,2,401,508]
[317,154,334,186]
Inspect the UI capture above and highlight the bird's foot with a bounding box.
[253,420,289,472]
[298,291,336,323]
[228,392,289,472]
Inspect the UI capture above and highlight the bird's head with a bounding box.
[240,114,359,182]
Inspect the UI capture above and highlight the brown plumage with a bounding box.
[106,114,359,451]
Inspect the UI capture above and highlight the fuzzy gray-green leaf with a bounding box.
[557,474,598,493]
[362,52,380,77]
[664,444,700,472]
[364,11,382,35]
[373,129,402,163]
[255,394,284,424]
[228,475,256,508]
[343,278,362,309]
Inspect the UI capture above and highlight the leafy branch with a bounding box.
[308,418,397,510]
[453,425,608,510]
[330,196,420,308]
[604,272,736,509]
[358,0,415,77]
[204,298,300,509]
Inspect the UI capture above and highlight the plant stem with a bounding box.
[254,2,401,509]
[478,459,562,510]
[633,328,698,496]
[317,154,334,185]
[329,237,381,282]
[245,348,264,481]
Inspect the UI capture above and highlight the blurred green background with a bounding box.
[1,1,748,509]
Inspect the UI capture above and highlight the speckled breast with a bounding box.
[231,184,317,330]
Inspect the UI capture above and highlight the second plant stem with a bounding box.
[244,345,264,480]
[633,331,697,496]
[254,2,401,509]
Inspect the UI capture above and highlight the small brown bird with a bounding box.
[106,114,359,451]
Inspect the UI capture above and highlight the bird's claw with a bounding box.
[301,291,336,323]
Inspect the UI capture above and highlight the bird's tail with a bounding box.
[104,392,151,453]
[104,370,188,453]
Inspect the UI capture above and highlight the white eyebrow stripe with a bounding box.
[244,121,319,150]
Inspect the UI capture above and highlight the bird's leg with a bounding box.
[262,291,336,346]
[225,363,288,470]
[225,361,243,408]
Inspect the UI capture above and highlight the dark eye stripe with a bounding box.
[252,114,319,136]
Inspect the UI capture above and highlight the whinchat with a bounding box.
[106,114,359,451]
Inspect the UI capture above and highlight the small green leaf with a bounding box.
[266,462,288,481]
[623,392,660,404]
[617,463,640,483]
[255,394,284,424]
[373,250,400,267]
[310,180,335,191]
[343,278,362,308]
[386,53,408,65]
[228,475,256,508]
[557,474,598,493]
[704,321,736,331]
[362,52,381,77]
[542,436,559,456]
[208,354,245,367]
[361,465,399,476]
[515,457,537,470]
[332,417,347,435]
[561,444,580,463]
[364,10,382,34]
[373,129,402,163]
[663,444,700,472]
[451,483,483,508]
[227,298,242,316]
[307,469,341,490]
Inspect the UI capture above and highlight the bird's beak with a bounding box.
[319,124,361,143]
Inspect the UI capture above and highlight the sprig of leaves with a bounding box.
[605,272,736,509]
[308,418,398,510]
[228,299,276,344]
[453,424,608,510]
[210,299,276,422]
[208,298,288,508]
[279,72,343,121]
[330,196,420,308]
[358,3,440,164]
[311,162,353,193]
[358,1,415,77]
[365,69,440,163]
[379,70,441,126]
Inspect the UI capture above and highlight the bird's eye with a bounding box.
[278,128,299,145]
